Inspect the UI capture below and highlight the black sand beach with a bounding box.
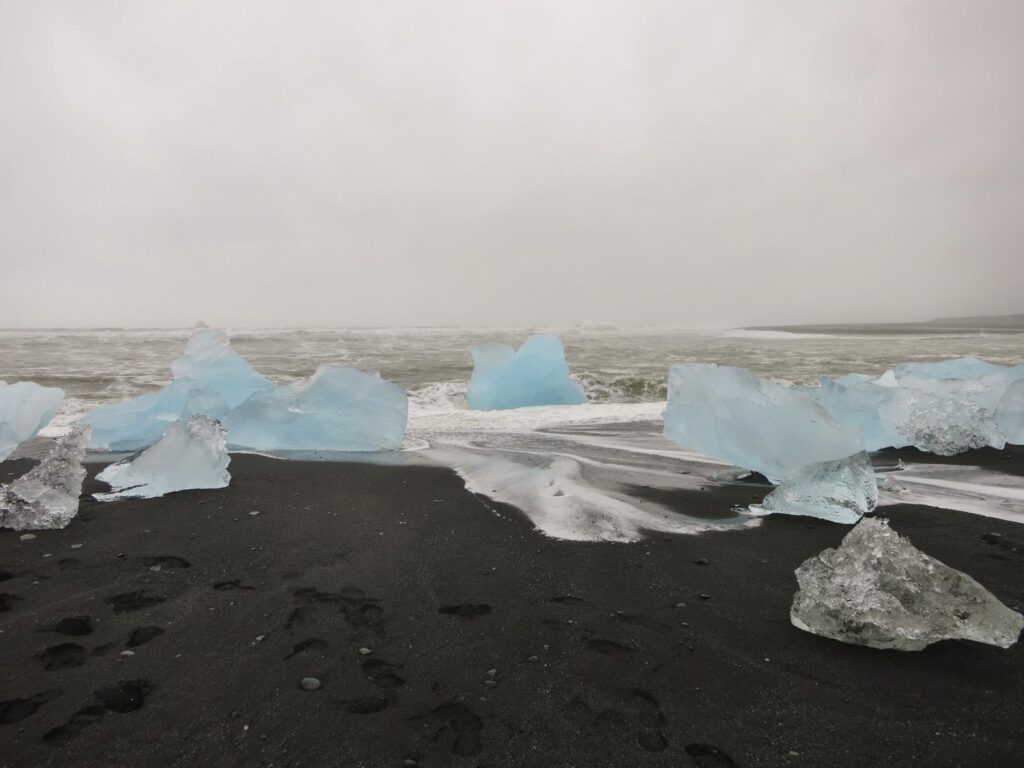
[2,450,1023,768]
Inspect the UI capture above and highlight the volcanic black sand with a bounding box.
[2,449,1023,768]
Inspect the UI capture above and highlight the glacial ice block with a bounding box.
[878,377,1007,455]
[761,451,877,524]
[0,381,64,461]
[0,426,89,530]
[892,356,1013,381]
[224,366,407,452]
[819,375,906,451]
[81,378,229,452]
[466,335,587,411]
[995,380,1024,445]
[81,325,272,451]
[170,325,274,408]
[663,364,862,483]
[791,518,1024,650]
[96,415,230,500]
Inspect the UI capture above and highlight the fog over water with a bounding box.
[2,1,1022,328]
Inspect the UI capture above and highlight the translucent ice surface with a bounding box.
[819,374,906,451]
[170,325,274,408]
[81,326,271,451]
[761,451,878,524]
[995,380,1024,445]
[892,355,1013,381]
[466,335,587,410]
[663,364,862,484]
[82,378,229,452]
[0,426,89,530]
[225,366,408,452]
[0,381,64,461]
[791,518,1024,650]
[96,415,230,500]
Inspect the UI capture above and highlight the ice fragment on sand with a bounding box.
[663,363,862,484]
[0,426,90,530]
[81,325,272,451]
[761,451,877,524]
[466,335,586,410]
[0,381,64,461]
[225,366,407,452]
[791,518,1024,650]
[995,380,1024,445]
[170,325,274,409]
[81,378,228,452]
[95,415,230,500]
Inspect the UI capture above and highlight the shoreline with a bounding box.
[1,452,1023,767]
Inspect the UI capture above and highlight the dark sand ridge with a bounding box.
[1,448,1023,768]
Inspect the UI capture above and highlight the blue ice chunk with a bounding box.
[0,381,64,461]
[663,363,862,484]
[171,325,274,408]
[81,378,229,452]
[819,374,907,451]
[80,325,273,451]
[761,451,877,524]
[466,335,587,410]
[996,380,1024,445]
[224,366,408,452]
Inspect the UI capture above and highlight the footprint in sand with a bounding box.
[141,555,190,569]
[38,643,88,670]
[685,743,741,767]
[0,690,62,725]
[103,590,166,613]
[43,616,94,636]
[284,638,328,660]
[408,702,483,757]
[0,592,21,612]
[42,680,153,744]
[126,626,164,648]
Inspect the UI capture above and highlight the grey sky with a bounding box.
[1,1,1021,328]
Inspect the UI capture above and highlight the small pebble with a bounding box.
[254,634,266,643]
[486,668,497,677]
[482,679,497,688]
[150,565,162,572]
[698,594,711,600]
[300,677,321,691]
[674,602,687,609]
[70,543,83,550]
[249,510,261,517]
[403,760,418,767]
[526,655,539,663]
[121,650,135,657]
[19,533,36,541]
[358,647,372,656]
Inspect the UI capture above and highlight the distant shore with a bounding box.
[744,313,1024,336]
[1,449,1023,767]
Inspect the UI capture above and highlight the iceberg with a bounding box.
[818,374,906,451]
[95,415,230,500]
[0,426,89,530]
[466,335,587,410]
[224,366,407,452]
[761,451,877,524]
[170,325,274,408]
[81,325,272,451]
[995,380,1024,445]
[81,378,229,452]
[663,363,862,484]
[0,381,64,461]
[791,518,1024,650]
[892,355,1012,381]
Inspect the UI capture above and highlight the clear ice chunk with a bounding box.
[224,366,408,452]
[761,451,877,524]
[819,374,906,451]
[466,335,587,411]
[81,325,272,451]
[879,377,1008,455]
[170,325,274,409]
[0,380,64,461]
[0,426,90,530]
[663,363,862,483]
[81,378,229,452]
[95,415,230,500]
[995,379,1024,445]
[791,517,1024,650]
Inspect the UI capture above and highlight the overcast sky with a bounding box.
[1,1,1021,328]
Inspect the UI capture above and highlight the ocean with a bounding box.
[2,325,1023,540]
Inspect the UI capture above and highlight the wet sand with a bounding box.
[2,450,1023,767]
